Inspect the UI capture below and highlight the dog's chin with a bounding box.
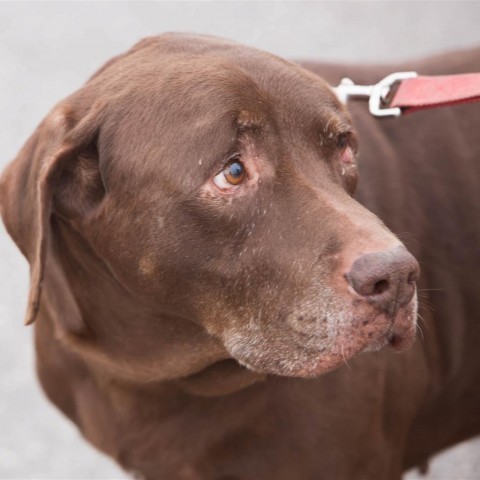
[226,297,418,379]
[231,342,366,379]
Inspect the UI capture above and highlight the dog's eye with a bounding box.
[337,132,351,151]
[213,157,247,189]
[224,161,245,185]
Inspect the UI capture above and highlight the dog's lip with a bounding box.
[387,329,415,352]
[370,311,416,353]
[357,302,417,354]
[358,328,414,357]
[389,302,417,351]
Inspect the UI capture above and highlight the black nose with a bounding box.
[345,246,420,315]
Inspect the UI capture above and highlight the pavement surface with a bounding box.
[1,2,479,478]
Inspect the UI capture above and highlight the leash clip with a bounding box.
[335,71,418,117]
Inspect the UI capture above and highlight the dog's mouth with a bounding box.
[361,295,418,354]
[388,332,411,350]
[223,292,418,379]
[293,314,417,378]
[361,322,414,353]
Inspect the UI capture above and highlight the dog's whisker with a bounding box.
[416,312,432,333]
[416,319,425,341]
[340,342,352,370]
[417,288,446,292]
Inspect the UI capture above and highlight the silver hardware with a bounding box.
[334,71,418,117]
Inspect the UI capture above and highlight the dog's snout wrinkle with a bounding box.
[345,246,420,316]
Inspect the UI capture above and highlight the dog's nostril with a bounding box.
[373,279,389,295]
[407,270,417,283]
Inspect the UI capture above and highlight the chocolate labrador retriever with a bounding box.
[1,33,479,479]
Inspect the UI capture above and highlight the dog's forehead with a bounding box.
[92,36,341,124]
[91,37,348,194]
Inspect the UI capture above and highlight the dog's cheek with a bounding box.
[196,282,336,376]
[343,167,358,195]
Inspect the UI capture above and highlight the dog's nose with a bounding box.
[345,246,420,315]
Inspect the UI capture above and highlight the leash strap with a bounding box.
[390,73,480,113]
[335,72,480,117]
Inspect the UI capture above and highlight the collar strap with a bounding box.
[334,72,480,117]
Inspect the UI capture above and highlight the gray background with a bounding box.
[1,1,479,478]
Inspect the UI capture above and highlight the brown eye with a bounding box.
[212,155,250,191]
[223,160,246,185]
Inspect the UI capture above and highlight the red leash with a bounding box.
[391,74,480,113]
[335,72,480,117]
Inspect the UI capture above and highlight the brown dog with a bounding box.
[1,33,479,479]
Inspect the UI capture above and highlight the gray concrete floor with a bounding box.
[1,2,479,478]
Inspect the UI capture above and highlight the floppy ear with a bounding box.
[0,103,104,326]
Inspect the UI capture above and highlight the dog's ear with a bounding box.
[0,102,104,326]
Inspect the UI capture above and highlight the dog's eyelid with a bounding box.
[209,151,241,178]
[337,130,358,152]
[226,152,242,163]
[348,133,359,153]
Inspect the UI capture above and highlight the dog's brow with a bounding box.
[320,116,352,139]
[236,110,265,132]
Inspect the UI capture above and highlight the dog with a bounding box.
[1,33,479,479]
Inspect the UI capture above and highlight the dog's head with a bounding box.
[1,34,419,379]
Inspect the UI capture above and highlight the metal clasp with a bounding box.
[334,71,418,117]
